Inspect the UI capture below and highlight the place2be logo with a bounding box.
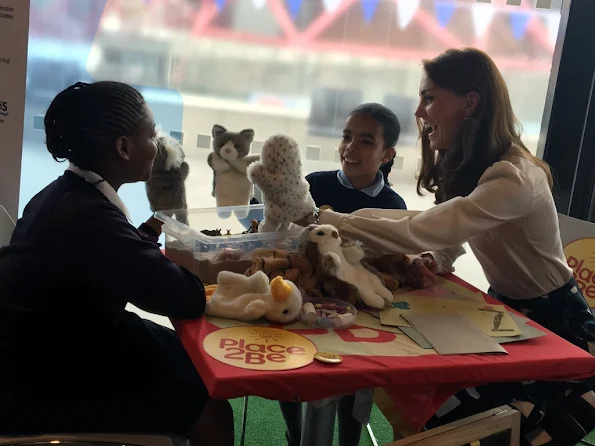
[564,238,595,303]
[0,100,8,123]
[203,326,317,371]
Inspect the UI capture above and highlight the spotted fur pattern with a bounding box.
[246,134,316,232]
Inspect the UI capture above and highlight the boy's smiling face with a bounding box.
[339,113,395,188]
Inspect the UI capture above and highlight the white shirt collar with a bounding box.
[67,163,133,224]
[337,170,385,197]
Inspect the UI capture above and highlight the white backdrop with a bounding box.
[0,0,30,220]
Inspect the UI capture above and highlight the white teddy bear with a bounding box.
[247,134,316,233]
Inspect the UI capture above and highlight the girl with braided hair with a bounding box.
[0,81,233,445]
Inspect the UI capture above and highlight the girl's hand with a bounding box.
[143,216,163,236]
[406,254,439,289]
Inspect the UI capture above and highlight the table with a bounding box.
[173,275,595,444]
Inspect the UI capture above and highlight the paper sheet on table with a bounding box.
[494,313,546,344]
[356,311,403,334]
[379,296,521,337]
[392,277,486,303]
[403,313,508,355]
[403,313,546,349]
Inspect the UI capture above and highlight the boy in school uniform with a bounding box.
[281,103,407,446]
[306,103,407,214]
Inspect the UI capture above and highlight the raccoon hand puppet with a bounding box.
[207,124,260,219]
[145,134,189,224]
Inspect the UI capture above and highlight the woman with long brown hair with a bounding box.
[297,48,595,444]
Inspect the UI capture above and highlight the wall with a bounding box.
[0,0,30,219]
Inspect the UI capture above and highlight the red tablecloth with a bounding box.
[174,275,595,429]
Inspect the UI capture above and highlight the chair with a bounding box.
[0,205,15,248]
[386,406,521,446]
[0,434,187,446]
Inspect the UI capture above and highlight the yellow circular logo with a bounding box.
[203,327,317,371]
[564,238,595,304]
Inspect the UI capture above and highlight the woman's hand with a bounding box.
[292,209,319,228]
[406,254,439,289]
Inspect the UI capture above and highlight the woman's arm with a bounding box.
[319,161,534,255]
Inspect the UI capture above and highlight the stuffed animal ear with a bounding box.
[270,276,292,303]
[155,124,167,138]
[240,129,255,144]
[212,124,227,138]
[161,136,184,171]
[204,284,218,302]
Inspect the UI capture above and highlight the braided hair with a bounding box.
[44,81,148,171]
[350,103,400,187]
[379,157,395,186]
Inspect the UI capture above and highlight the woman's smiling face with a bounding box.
[414,72,472,151]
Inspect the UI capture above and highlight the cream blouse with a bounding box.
[318,155,573,300]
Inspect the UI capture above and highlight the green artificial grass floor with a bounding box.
[230,397,394,446]
[231,397,595,446]
[578,429,595,446]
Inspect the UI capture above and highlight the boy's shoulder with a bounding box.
[305,170,339,182]
[379,184,408,210]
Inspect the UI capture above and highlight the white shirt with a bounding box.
[337,170,385,197]
[319,155,573,300]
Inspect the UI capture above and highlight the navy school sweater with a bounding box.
[306,170,407,213]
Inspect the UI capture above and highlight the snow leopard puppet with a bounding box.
[246,134,316,232]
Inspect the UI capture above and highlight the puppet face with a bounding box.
[266,280,303,324]
[153,135,185,172]
[260,134,302,174]
[305,224,342,250]
[212,124,255,161]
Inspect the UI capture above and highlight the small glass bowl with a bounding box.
[299,297,358,330]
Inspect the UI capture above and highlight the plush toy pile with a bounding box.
[198,223,410,324]
[244,248,321,297]
[145,126,412,324]
[298,224,395,309]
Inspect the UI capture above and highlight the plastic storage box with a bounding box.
[154,204,302,284]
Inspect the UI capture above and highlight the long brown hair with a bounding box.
[416,48,553,204]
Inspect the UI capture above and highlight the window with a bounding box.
[20,0,564,290]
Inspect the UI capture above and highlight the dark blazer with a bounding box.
[0,171,205,402]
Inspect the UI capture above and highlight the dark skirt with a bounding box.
[492,278,595,351]
[426,278,595,445]
[0,320,208,436]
